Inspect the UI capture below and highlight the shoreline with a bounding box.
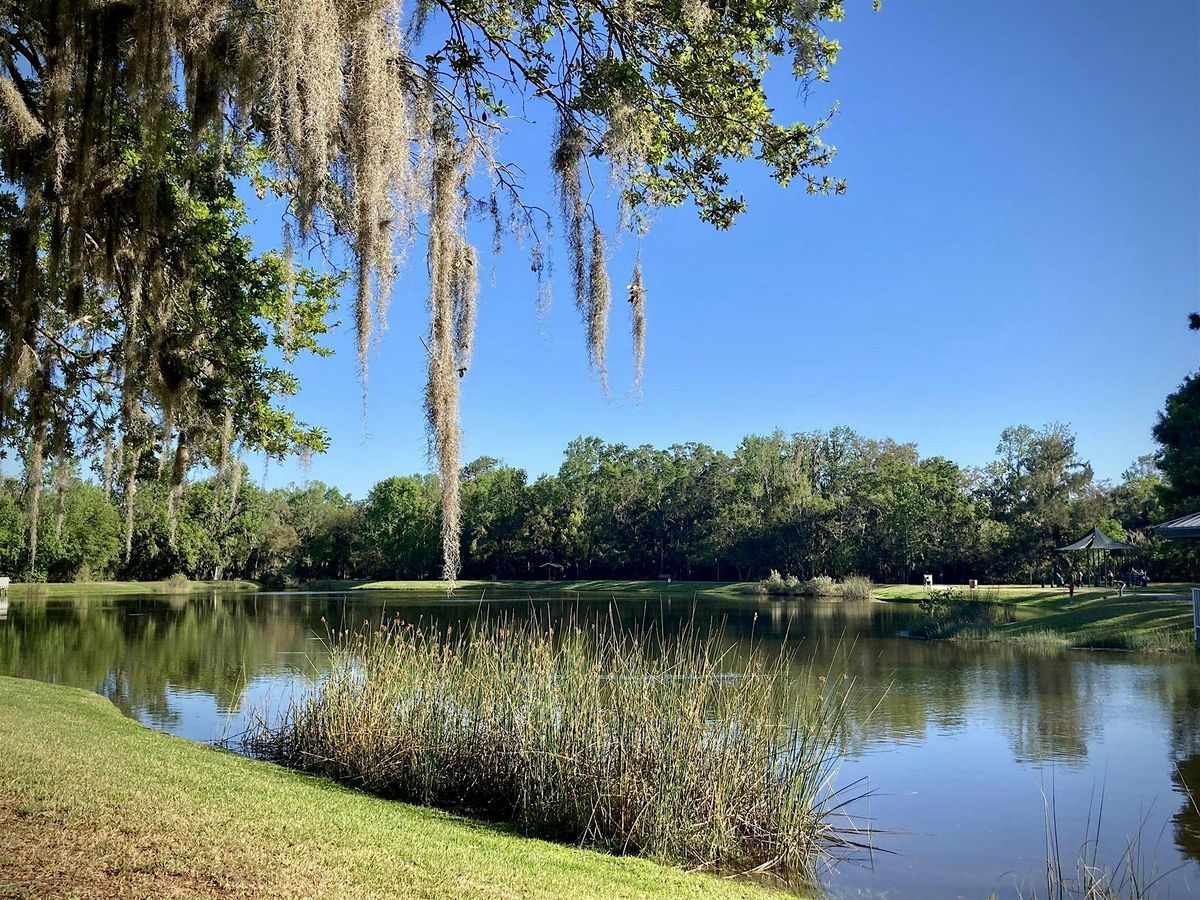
[0,676,775,899]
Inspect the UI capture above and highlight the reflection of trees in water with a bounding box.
[0,593,320,725]
[992,654,1098,767]
[4,590,1200,775]
[1173,751,1200,866]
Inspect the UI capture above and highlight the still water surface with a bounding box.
[2,589,1199,898]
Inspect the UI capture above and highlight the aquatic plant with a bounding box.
[246,617,867,880]
[754,572,843,598]
[838,576,874,602]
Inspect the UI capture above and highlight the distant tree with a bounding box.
[284,482,360,580]
[0,477,24,573]
[460,459,530,579]
[362,477,441,579]
[1110,455,1164,530]
[39,480,122,580]
[1154,371,1200,516]
[984,424,1094,576]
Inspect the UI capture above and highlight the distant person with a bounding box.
[1109,569,1126,597]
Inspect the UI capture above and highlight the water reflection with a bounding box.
[1,589,1198,898]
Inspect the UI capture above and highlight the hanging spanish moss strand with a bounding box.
[213,410,234,515]
[425,125,476,582]
[101,435,115,499]
[452,241,479,376]
[281,221,296,340]
[167,432,190,545]
[52,456,70,541]
[227,456,244,521]
[587,222,612,393]
[629,256,646,396]
[156,409,174,479]
[553,120,588,314]
[263,0,423,398]
[0,76,45,144]
[123,449,141,564]
[25,424,45,575]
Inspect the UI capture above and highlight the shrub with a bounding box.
[838,575,873,602]
[800,575,838,597]
[755,569,791,595]
[159,573,191,593]
[247,617,859,879]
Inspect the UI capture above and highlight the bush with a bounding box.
[160,573,191,593]
[754,569,791,595]
[755,572,843,598]
[247,618,858,879]
[838,575,873,602]
[800,575,838,597]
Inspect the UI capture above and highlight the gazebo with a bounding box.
[1152,511,1200,645]
[1055,526,1139,586]
[1153,511,1200,540]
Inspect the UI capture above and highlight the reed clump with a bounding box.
[837,575,874,602]
[246,616,862,880]
[755,571,844,598]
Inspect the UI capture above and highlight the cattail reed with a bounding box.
[246,614,863,881]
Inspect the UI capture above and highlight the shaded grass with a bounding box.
[247,616,862,883]
[0,675,780,899]
[3,579,259,599]
[902,589,1196,653]
[874,583,1193,605]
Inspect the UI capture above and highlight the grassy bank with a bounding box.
[884,583,1198,652]
[297,578,751,597]
[2,578,259,599]
[0,676,776,899]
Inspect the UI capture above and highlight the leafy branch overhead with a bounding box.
[0,0,860,579]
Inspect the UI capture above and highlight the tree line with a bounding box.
[2,421,1193,586]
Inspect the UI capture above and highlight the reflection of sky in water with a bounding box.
[835,665,1196,898]
[2,590,1200,899]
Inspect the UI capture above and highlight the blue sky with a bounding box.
[247,0,1200,498]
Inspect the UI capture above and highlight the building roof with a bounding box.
[1154,511,1200,540]
[1055,526,1139,553]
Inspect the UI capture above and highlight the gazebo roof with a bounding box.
[1055,526,1138,553]
[1154,511,1200,540]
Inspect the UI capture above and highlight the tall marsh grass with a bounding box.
[838,576,874,602]
[246,616,865,879]
[755,571,872,600]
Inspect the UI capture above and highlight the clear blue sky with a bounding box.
[248,0,1200,498]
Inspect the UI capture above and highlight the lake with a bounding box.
[2,588,1198,898]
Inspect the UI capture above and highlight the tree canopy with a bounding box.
[1,0,862,578]
[1153,318,1200,515]
[6,422,1183,587]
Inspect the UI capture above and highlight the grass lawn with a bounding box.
[872,582,1194,604]
[876,582,1198,651]
[298,578,751,598]
[0,676,776,899]
[2,579,258,599]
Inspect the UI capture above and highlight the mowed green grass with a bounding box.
[0,676,777,899]
[300,578,750,598]
[872,583,1194,604]
[877,583,1198,651]
[3,579,258,598]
